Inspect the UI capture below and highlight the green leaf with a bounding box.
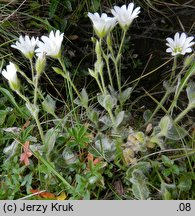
[130,170,150,200]
[25,102,39,118]
[48,0,59,18]
[75,88,88,108]
[162,168,172,177]
[115,111,125,128]
[62,147,78,165]
[0,110,7,126]
[171,165,180,175]
[158,115,187,140]
[150,135,164,149]
[0,87,27,118]
[161,182,173,200]
[99,115,112,127]
[6,113,16,127]
[178,175,192,192]
[135,132,145,144]
[186,82,195,106]
[88,176,99,184]
[52,67,65,78]
[42,94,56,115]
[120,87,133,104]
[163,81,176,93]
[143,110,152,122]
[44,128,58,156]
[159,115,172,137]
[104,94,117,111]
[161,155,173,167]
[88,108,99,125]
[80,88,88,108]
[166,124,187,140]
[98,94,117,111]
[3,140,19,158]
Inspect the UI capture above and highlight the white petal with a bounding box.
[184,48,192,53]
[166,48,173,53]
[166,37,174,45]
[127,3,134,14]
[174,32,181,45]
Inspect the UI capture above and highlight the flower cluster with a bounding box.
[11,30,64,60]
[1,2,195,93]
[88,2,141,38]
[1,30,64,90]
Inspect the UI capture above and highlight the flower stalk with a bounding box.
[15,90,45,144]
[174,104,193,124]
[169,56,177,83]
[58,57,81,99]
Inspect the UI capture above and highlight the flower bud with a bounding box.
[88,68,97,78]
[106,34,112,48]
[95,40,102,60]
[35,52,46,76]
[184,54,195,68]
[1,62,20,91]
[91,37,97,43]
[94,60,103,74]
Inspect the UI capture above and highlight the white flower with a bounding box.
[111,3,141,30]
[35,30,64,59]
[11,35,38,59]
[1,62,20,90]
[88,12,116,38]
[166,32,194,56]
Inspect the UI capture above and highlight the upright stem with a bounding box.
[169,56,177,83]
[67,75,81,99]
[29,58,35,81]
[116,29,127,62]
[113,29,127,94]
[17,68,44,100]
[99,71,107,94]
[103,51,113,88]
[58,58,81,99]
[34,115,45,144]
[16,90,45,144]
[168,61,195,114]
[114,60,121,94]
[108,110,115,126]
[34,74,39,105]
[16,90,29,103]
[100,35,113,88]
[144,90,171,125]
[98,39,107,94]
[174,104,193,124]
[95,76,104,94]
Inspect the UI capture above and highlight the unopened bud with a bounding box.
[184,54,195,68]
[106,34,112,47]
[35,53,46,75]
[95,41,102,60]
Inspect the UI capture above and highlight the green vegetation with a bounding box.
[0,0,194,200]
